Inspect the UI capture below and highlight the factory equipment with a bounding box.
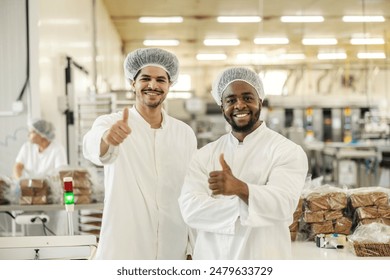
[265,95,381,143]
[0,235,96,260]
[264,95,388,187]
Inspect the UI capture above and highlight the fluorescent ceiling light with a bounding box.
[236,53,267,61]
[317,53,347,60]
[203,39,240,46]
[302,38,338,45]
[254,38,289,44]
[279,53,306,60]
[357,52,386,59]
[342,16,385,22]
[196,53,227,61]
[143,40,180,46]
[280,16,324,23]
[350,38,385,45]
[217,16,261,23]
[139,17,183,23]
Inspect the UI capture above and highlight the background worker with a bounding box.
[13,119,67,179]
[13,118,68,236]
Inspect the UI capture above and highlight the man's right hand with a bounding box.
[100,107,132,156]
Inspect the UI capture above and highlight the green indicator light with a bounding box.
[64,192,74,205]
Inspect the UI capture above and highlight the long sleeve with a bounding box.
[240,144,308,227]
[82,114,120,166]
[179,148,240,235]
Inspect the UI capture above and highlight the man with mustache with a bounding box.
[179,67,308,259]
[83,48,197,259]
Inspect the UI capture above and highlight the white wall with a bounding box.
[38,0,124,159]
[0,0,38,176]
[0,0,123,176]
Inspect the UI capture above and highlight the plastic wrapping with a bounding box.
[347,186,390,230]
[1,175,21,205]
[18,177,52,205]
[348,223,390,256]
[347,186,390,208]
[299,184,352,240]
[348,222,390,243]
[302,184,348,211]
[50,166,104,204]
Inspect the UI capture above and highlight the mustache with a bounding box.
[142,88,164,94]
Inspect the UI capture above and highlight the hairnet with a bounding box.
[29,119,55,141]
[124,48,179,84]
[211,67,265,105]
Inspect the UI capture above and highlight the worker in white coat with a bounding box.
[83,48,197,259]
[14,119,67,179]
[13,119,68,236]
[179,67,308,259]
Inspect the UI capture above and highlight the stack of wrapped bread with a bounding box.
[19,178,51,205]
[302,185,352,239]
[59,169,93,204]
[348,187,390,228]
[0,177,10,205]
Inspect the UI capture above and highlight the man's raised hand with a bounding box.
[208,153,249,203]
[102,107,132,146]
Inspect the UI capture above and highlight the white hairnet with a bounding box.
[29,119,55,141]
[124,48,179,84]
[211,67,265,105]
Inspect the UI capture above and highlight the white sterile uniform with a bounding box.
[83,107,197,259]
[15,141,67,177]
[179,122,308,260]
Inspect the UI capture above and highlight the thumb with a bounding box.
[219,153,231,173]
[122,107,129,123]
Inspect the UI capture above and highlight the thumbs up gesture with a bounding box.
[208,154,249,203]
[102,107,132,146]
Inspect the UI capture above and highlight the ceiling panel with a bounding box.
[102,0,390,68]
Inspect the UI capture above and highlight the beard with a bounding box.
[224,108,261,133]
[138,90,166,108]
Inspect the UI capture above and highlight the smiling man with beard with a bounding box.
[179,67,308,260]
[83,48,197,259]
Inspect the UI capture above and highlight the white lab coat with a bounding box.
[179,122,308,259]
[83,107,197,259]
[15,141,67,177]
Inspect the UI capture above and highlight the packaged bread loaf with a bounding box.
[334,216,352,235]
[310,220,334,235]
[359,218,390,226]
[355,205,390,219]
[304,210,344,223]
[304,185,347,211]
[348,187,389,208]
[19,178,51,204]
